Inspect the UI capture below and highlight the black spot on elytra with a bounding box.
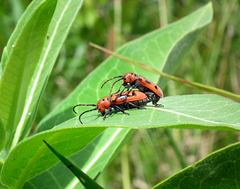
[145,80,151,84]
[155,85,158,89]
[138,78,142,81]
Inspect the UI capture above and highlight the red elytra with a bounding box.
[111,90,149,105]
[73,91,150,124]
[101,72,164,106]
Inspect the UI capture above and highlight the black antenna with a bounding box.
[73,104,97,124]
[73,104,96,114]
[109,78,123,96]
[101,75,123,89]
[79,108,98,124]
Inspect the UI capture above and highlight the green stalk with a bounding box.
[158,0,168,27]
[114,0,122,49]
[121,145,131,189]
[165,129,188,168]
[89,43,240,102]
[158,1,188,169]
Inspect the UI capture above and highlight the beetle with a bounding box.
[101,72,164,106]
[73,91,151,124]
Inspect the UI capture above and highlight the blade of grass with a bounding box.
[89,43,240,102]
[43,140,104,189]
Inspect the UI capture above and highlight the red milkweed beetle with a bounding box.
[101,72,164,107]
[73,91,150,124]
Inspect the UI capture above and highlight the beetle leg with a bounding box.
[114,105,129,115]
[103,108,112,120]
[127,102,146,110]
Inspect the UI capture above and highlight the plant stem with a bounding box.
[121,145,131,189]
[158,0,168,27]
[89,42,240,102]
[165,129,188,168]
[114,0,122,49]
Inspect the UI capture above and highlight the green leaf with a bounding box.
[153,142,240,189]
[0,0,44,74]
[0,0,57,152]
[22,94,239,188]
[16,0,84,143]
[58,94,240,131]
[27,0,84,133]
[25,128,133,188]
[0,127,105,189]
[43,140,104,189]
[23,93,240,188]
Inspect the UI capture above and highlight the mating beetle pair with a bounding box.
[73,72,164,124]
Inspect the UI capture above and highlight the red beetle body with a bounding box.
[111,90,149,105]
[101,72,163,106]
[73,91,150,124]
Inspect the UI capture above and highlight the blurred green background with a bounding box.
[1,0,239,188]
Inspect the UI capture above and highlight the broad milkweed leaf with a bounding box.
[0,0,57,152]
[153,142,240,189]
[16,0,84,143]
[0,127,105,189]
[0,0,84,153]
[43,140,104,189]
[25,128,133,189]
[23,92,240,189]
[0,0,44,76]
[54,94,240,131]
